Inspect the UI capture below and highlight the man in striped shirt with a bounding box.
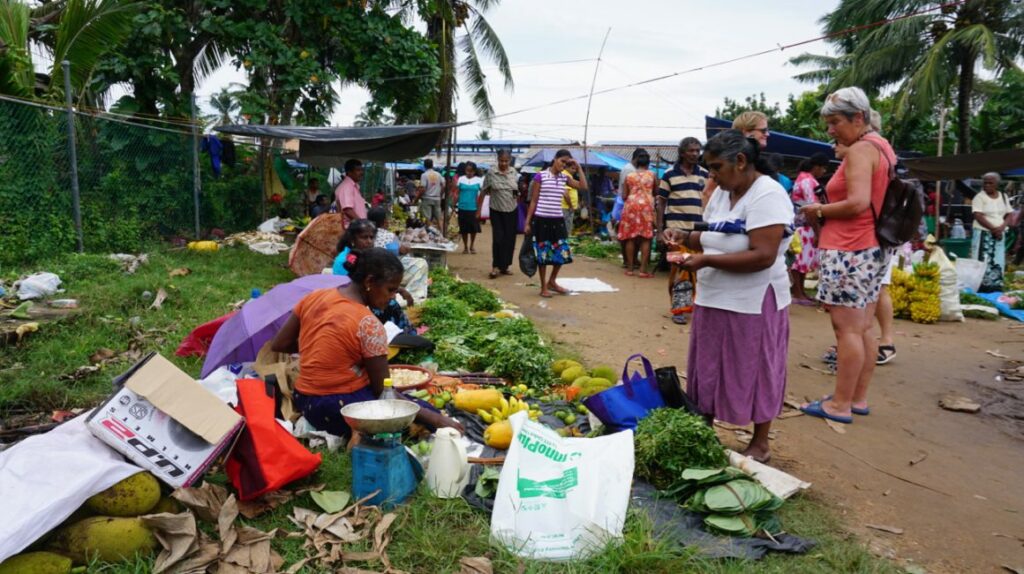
[657,137,707,324]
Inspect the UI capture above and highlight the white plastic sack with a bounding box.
[490,412,634,561]
[0,414,142,562]
[248,240,290,255]
[16,272,62,300]
[955,257,986,293]
[929,247,963,322]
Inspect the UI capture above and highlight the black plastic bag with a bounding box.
[655,366,702,417]
[518,233,537,277]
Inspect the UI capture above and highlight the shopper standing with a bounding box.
[479,149,520,278]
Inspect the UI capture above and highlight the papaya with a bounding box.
[453,389,504,413]
[0,551,72,574]
[483,420,513,450]
[49,517,156,564]
[560,365,585,385]
[590,366,616,382]
[551,359,581,376]
[85,472,161,517]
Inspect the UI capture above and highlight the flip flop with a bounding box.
[819,390,868,413]
[638,272,654,278]
[548,284,569,295]
[539,291,554,298]
[624,270,634,276]
[793,299,817,307]
[800,400,853,424]
[488,271,499,279]
[672,315,688,325]
[876,345,896,365]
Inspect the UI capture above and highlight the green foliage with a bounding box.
[973,68,1024,150]
[574,237,620,260]
[714,92,782,125]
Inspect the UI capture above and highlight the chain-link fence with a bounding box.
[0,95,265,267]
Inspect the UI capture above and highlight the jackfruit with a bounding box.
[0,551,71,574]
[149,496,182,514]
[560,365,585,385]
[49,517,156,564]
[590,366,616,382]
[578,377,613,397]
[571,376,592,388]
[85,472,160,517]
[551,359,582,376]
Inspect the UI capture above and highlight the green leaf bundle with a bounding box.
[634,408,727,491]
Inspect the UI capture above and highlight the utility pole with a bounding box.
[62,61,83,253]
[191,94,202,239]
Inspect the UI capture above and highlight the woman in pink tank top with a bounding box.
[797,87,896,426]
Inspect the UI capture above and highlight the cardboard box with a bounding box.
[87,353,244,488]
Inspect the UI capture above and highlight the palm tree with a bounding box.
[379,0,513,125]
[790,0,1024,153]
[208,85,243,125]
[0,0,139,103]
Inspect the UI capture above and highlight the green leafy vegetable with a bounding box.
[959,292,996,307]
[634,408,727,491]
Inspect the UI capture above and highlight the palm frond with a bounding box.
[193,40,227,84]
[467,7,512,91]
[49,0,141,100]
[946,23,998,68]
[457,31,493,120]
[0,0,33,96]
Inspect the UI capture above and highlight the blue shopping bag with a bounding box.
[583,354,666,432]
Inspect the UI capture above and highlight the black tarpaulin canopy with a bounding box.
[902,148,1024,180]
[215,123,463,166]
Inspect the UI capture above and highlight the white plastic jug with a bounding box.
[424,428,469,498]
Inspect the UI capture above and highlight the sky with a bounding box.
[195,0,841,144]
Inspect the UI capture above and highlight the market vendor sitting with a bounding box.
[271,247,462,437]
[333,219,416,334]
[367,206,430,303]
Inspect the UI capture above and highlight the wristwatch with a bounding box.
[816,205,824,220]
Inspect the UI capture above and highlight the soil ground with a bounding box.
[447,224,1024,574]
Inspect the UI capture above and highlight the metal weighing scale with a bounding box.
[341,400,422,508]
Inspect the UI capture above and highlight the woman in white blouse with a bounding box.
[664,129,793,463]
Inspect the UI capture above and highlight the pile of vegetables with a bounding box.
[633,408,728,491]
[574,237,621,260]
[682,468,784,536]
[960,292,1000,320]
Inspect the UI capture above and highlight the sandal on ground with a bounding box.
[876,345,896,365]
[548,284,569,295]
[741,451,772,464]
[624,270,635,276]
[539,291,553,298]
[800,400,853,424]
[793,298,817,307]
[672,314,688,325]
[500,269,513,275]
[488,270,499,279]
[638,272,654,278]
[822,394,870,416]
[822,346,837,364]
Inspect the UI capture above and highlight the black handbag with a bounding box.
[654,366,702,417]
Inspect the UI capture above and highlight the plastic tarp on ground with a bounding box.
[973,291,1024,322]
[216,123,464,167]
[901,148,1024,180]
[705,116,835,160]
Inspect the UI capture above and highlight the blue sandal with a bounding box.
[823,395,870,416]
[800,400,853,424]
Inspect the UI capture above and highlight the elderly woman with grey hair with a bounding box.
[972,171,1012,291]
[797,86,898,425]
[664,129,793,463]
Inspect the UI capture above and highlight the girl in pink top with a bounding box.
[797,87,896,425]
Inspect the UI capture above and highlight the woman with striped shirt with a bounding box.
[525,149,589,298]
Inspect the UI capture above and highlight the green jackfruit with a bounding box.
[590,366,616,382]
[0,551,72,574]
[49,517,156,564]
[150,496,182,514]
[578,377,613,397]
[85,472,160,517]
[571,376,592,388]
[551,359,582,376]
[560,365,586,385]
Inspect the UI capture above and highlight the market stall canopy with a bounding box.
[705,116,835,160]
[522,148,630,169]
[216,123,465,166]
[901,148,1024,180]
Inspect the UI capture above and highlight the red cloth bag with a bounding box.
[175,311,237,357]
[226,378,322,500]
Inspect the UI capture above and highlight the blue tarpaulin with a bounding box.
[705,116,835,160]
[523,148,631,169]
[973,291,1024,322]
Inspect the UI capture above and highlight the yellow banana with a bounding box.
[499,397,510,417]
[491,407,504,421]
[477,409,493,423]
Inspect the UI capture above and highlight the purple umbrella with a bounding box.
[201,274,350,377]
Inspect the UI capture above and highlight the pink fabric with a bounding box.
[334,177,366,223]
[791,172,819,274]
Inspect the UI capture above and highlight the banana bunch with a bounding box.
[477,396,538,423]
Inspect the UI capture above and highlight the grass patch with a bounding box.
[2,246,897,573]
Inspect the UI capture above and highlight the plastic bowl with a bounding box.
[341,399,420,435]
[388,365,434,391]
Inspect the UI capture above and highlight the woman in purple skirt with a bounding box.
[665,129,793,463]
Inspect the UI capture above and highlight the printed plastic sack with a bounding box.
[583,354,666,432]
[928,246,963,322]
[16,272,62,300]
[490,412,634,561]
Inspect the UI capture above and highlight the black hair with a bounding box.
[678,137,701,152]
[367,206,389,228]
[344,159,362,173]
[424,158,434,169]
[465,161,477,173]
[456,162,466,176]
[496,148,512,159]
[704,129,774,175]
[798,152,830,173]
[631,147,644,160]
[315,194,328,204]
[554,149,572,160]
[343,247,404,284]
[634,151,651,168]
[337,219,376,253]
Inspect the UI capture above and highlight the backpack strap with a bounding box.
[860,137,895,227]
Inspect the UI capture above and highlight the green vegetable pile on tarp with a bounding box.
[634,408,728,491]
[681,468,785,537]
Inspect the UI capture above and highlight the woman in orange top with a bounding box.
[797,87,897,425]
[271,247,461,436]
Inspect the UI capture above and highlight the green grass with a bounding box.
[1,246,899,574]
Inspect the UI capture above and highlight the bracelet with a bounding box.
[816,206,824,220]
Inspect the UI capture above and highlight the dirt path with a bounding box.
[446,225,1024,573]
